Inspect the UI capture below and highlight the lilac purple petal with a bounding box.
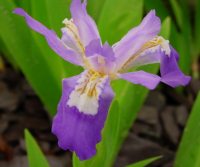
[52,74,114,160]
[160,50,191,87]
[126,48,161,69]
[61,27,83,55]
[85,39,102,57]
[119,71,161,90]
[123,44,180,70]
[13,8,82,66]
[113,10,161,69]
[70,0,101,46]
[85,39,115,60]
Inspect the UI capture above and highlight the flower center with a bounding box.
[67,70,107,115]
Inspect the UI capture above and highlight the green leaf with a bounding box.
[15,0,31,12]
[98,0,144,44]
[25,129,50,167]
[174,1,192,75]
[29,0,67,78]
[0,37,17,67]
[30,0,81,77]
[195,0,200,53]
[174,92,200,167]
[0,0,61,115]
[160,17,171,39]
[144,0,168,19]
[126,156,162,167]
[169,0,182,28]
[87,0,107,22]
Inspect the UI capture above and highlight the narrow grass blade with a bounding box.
[25,129,50,167]
[87,0,107,22]
[160,17,171,39]
[127,156,162,167]
[169,0,182,28]
[174,92,200,167]
[195,0,200,53]
[144,0,168,19]
[174,0,192,75]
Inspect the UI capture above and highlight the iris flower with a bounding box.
[14,0,190,160]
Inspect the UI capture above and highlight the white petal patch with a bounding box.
[67,70,107,115]
[138,36,170,56]
[157,36,171,56]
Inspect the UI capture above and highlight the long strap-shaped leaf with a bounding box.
[174,92,200,167]
[195,0,200,54]
[25,129,50,167]
[126,156,162,167]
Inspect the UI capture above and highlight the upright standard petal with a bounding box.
[160,49,191,87]
[70,0,101,46]
[13,8,82,66]
[85,39,116,74]
[113,10,161,70]
[119,71,161,90]
[85,39,115,60]
[52,71,114,160]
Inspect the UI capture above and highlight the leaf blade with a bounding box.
[126,156,162,167]
[25,129,50,167]
[174,92,200,167]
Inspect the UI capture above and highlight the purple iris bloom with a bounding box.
[13,0,191,160]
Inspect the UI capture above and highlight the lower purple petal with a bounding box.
[119,71,161,90]
[52,74,114,160]
[160,49,191,87]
